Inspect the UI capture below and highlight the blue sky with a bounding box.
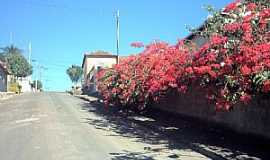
[0,0,232,91]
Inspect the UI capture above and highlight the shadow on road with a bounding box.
[80,99,270,160]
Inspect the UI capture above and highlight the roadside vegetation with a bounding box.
[97,0,270,111]
[66,65,83,94]
[0,45,32,78]
[8,82,21,93]
[0,45,33,93]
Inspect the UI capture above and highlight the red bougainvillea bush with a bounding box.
[193,0,270,109]
[97,41,193,110]
[97,0,270,111]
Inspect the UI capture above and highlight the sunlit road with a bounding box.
[0,92,210,160]
[0,92,268,160]
[0,92,127,160]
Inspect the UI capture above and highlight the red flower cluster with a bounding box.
[97,41,192,110]
[97,1,270,111]
[240,65,252,76]
[193,0,270,109]
[240,94,252,104]
[262,80,270,93]
[210,35,228,46]
[224,23,241,32]
[246,3,257,11]
[223,0,240,12]
[131,42,144,48]
[259,8,270,29]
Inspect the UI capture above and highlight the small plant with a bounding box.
[8,82,21,94]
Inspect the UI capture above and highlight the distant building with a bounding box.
[185,25,208,48]
[0,61,9,92]
[18,77,32,92]
[82,51,118,94]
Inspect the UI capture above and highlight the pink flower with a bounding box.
[240,65,252,76]
[131,42,144,48]
[262,80,270,93]
[185,67,193,74]
[223,0,240,12]
[178,85,187,93]
[240,94,251,104]
[215,100,232,110]
[220,89,226,97]
[210,35,228,46]
[246,3,257,11]
[242,23,252,32]
[224,23,241,32]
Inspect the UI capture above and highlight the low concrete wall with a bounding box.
[154,88,270,139]
[0,92,15,100]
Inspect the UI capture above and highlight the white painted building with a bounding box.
[82,51,118,94]
[17,76,32,92]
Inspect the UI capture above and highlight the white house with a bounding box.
[18,76,32,92]
[82,51,118,94]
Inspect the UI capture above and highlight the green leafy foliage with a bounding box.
[0,45,33,77]
[253,71,270,91]
[66,65,83,84]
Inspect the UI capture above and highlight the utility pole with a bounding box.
[39,66,47,91]
[28,42,32,92]
[32,60,47,92]
[36,63,39,92]
[116,9,120,64]
[32,60,38,92]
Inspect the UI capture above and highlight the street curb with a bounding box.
[0,92,16,100]
[74,95,99,102]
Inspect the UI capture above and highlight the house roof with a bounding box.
[185,24,205,41]
[87,51,112,56]
[82,51,118,68]
[185,10,230,40]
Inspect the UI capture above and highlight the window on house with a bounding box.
[97,66,102,72]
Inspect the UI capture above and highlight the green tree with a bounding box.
[66,65,83,86]
[0,45,33,78]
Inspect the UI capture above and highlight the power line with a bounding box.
[115,10,120,64]
[43,63,67,67]
[37,57,81,64]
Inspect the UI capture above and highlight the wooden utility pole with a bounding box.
[116,10,120,64]
[35,63,39,92]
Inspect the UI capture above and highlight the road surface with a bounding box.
[0,92,210,160]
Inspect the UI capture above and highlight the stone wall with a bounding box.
[154,87,270,139]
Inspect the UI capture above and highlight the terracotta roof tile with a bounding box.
[85,51,112,56]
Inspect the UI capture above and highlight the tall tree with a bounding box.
[66,65,83,86]
[0,45,33,78]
